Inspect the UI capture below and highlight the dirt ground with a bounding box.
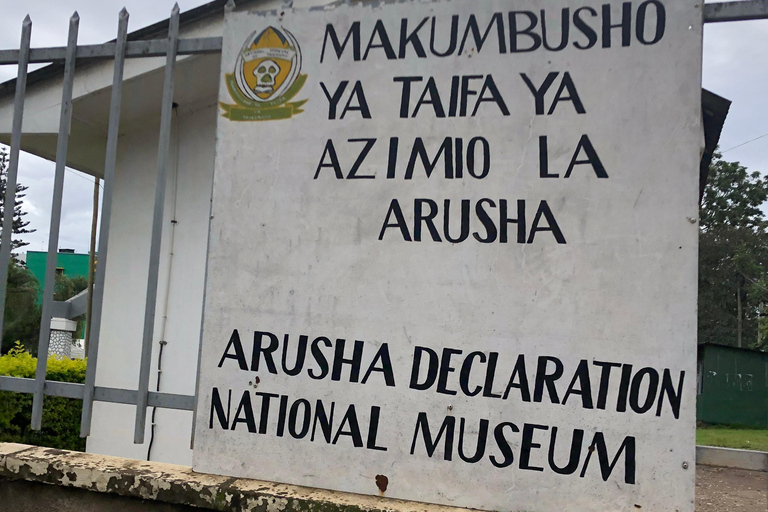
[696,465,767,511]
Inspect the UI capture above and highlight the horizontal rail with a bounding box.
[0,37,222,65]
[0,376,195,411]
[704,0,768,22]
[50,289,89,320]
[0,375,83,399]
[0,4,765,66]
[96,387,195,410]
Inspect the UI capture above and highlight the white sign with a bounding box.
[193,1,703,510]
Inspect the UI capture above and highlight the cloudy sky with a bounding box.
[0,0,767,255]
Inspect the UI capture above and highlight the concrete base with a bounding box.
[4,442,765,511]
[0,443,477,512]
[696,445,768,472]
[0,479,198,512]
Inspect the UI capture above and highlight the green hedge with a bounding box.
[0,342,87,451]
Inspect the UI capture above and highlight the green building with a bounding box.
[24,249,91,304]
[697,343,768,428]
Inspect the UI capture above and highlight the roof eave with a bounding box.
[0,0,259,98]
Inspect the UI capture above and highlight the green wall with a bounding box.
[697,344,768,428]
[24,251,90,304]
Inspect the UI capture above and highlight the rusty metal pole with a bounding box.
[84,177,99,356]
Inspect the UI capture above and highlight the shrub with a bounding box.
[0,342,87,451]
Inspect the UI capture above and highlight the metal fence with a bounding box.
[0,0,766,447]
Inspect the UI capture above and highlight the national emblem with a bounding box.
[220,26,308,121]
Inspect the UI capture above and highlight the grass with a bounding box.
[697,424,768,452]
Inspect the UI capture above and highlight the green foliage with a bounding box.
[0,343,86,451]
[1,267,90,355]
[54,272,88,302]
[700,156,768,232]
[699,153,768,350]
[2,263,41,354]
[0,148,35,258]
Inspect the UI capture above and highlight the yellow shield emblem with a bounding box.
[221,26,308,121]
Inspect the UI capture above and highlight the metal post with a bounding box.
[0,16,31,340]
[80,8,129,438]
[0,38,223,65]
[31,13,79,430]
[135,3,180,445]
[84,176,99,356]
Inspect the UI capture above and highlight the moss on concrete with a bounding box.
[0,443,479,512]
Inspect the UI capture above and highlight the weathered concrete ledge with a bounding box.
[0,443,477,512]
[696,445,768,472]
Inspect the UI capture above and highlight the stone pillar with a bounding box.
[49,318,77,358]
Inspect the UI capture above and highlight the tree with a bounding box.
[54,273,88,302]
[699,153,768,350]
[2,263,41,354]
[1,148,39,354]
[0,148,35,258]
[1,271,89,355]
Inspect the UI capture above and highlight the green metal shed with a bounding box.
[697,343,768,428]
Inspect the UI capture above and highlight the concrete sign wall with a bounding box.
[193,1,703,510]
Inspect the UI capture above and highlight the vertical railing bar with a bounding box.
[134,3,180,445]
[31,12,79,430]
[80,8,129,438]
[0,16,31,341]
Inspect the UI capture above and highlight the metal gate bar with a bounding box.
[79,7,130,438]
[31,13,80,430]
[0,16,31,341]
[135,4,180,444]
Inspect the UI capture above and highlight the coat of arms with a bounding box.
[220,26,307,121]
